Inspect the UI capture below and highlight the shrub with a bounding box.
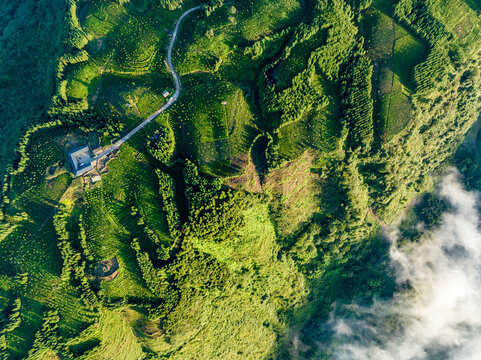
[146,125,175,164]
[156,170,182,239]
[183,160,246,242]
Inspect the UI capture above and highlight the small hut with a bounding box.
[68,145,94,177]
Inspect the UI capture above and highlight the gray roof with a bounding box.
[68,145,93,177]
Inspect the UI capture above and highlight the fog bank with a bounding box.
[326,169,481,360]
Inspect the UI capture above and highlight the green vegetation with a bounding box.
[362,4,429,141]
[146,122,175,164]
[172,74,258,176]
[0,0,67,178]
[1,0,481,358]
[339,51,374,150]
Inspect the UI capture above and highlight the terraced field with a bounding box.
[362,5,428,141]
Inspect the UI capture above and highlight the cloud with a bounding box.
[325,169,481,360]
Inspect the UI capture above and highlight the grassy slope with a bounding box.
[148,200,306,359]
[84,310,145,360]
[0,127,96,358]
[363,6,428,141]
[172,74,258,176]
[83,127,174,300]
[2,0,481,358]
[264,150,322,238]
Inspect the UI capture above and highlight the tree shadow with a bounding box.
[463,0,481,12]
[250,135,268,183]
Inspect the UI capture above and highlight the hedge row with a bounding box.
[131,238,179,320]
[131,206,169,261]
[53,206,98,308]
[395,0,452,94]
[156,170,182,240]
[338,52,374,151]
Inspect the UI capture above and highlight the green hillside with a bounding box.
[1,0,481,358]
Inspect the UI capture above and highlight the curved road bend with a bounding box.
[95,6,202,161]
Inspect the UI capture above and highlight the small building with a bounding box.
[68,145,94,177]
[162,90,170,98]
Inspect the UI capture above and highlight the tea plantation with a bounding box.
[1,0,481,358]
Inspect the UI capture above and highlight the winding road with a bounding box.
[94,6,202,161]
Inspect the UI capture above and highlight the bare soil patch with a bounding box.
[93,256,120,282]
[226,153,262,193]
[264,150,321,237]
[454,15,472,38]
